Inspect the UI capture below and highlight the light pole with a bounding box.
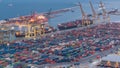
[7,43,10,51]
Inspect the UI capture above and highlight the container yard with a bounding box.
[0,1,120,68]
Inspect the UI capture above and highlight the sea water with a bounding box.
[0,0,120,27]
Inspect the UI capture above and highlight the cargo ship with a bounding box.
[58,19,93,30]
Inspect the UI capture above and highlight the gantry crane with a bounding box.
[25,15,45,39]
[99,1,110,23]
[89,1,100,23]
[78,2,90,26]
[25,22,31,38]
[44,8,52,27]
[0,25,16,43]
[46,8,52,19]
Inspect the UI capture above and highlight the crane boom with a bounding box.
[47,8,52,19]
[99,1,107,16]
[99,1,110,23]
[77,2,91,26]
[89,1,97,18]
[78,2,86,17]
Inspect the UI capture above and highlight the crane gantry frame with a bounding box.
[78,2,91,26]
[99,1,110,23]
[89,1,100,23]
